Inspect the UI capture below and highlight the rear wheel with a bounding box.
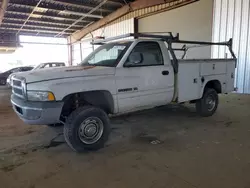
[64,106,110,152]
[196,88,218,117]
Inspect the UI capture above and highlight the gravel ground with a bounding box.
[0,88,250,188]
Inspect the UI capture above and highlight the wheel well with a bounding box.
[61,90,114,117]
[205,80,222,93]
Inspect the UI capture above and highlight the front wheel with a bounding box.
[196,88,218,117]
[64,106,110,152]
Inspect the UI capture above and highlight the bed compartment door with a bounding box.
[178,63,201,102]
[201,61,227,76]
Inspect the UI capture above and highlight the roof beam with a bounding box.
[0,0,9,26]
[3,17,84,29]
[17,0,43,34]
[5,10,92,23]
[55,0,108,37]
[7,3,108,19]
[0,27,73,34]
[44,0,113,13]
[7,2,112,14]
[4,15,90,25]
[106,0,124,6]
[69,0,197,43]
[2,22,77,31]
[0,30,68,37]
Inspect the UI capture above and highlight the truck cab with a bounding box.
[85,39,176,113]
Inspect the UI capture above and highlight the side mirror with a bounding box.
[125,52,143,67]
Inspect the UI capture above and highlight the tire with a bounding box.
[64,106,110,152]
[196,88,218,117]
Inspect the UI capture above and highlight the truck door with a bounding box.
[115,41,174,113]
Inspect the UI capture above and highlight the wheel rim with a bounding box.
[206,94,216,111]
[78,117,104,144]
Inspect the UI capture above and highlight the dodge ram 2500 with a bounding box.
[11,33,236,152]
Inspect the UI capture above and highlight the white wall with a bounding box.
[138,0,214,59]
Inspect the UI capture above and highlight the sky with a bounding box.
[0,35,68,72]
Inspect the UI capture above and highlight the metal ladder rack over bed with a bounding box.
[92,32,237,74]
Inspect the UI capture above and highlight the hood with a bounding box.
[14,66,115,83]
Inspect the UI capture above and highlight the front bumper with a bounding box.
[11,94,64,125]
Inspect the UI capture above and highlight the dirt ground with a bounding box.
[0,86,250,188]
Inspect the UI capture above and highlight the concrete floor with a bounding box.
[0,86,250,188]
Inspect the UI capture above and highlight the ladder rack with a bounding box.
[91,32,236,74]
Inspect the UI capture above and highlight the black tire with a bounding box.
[64,106,110,152]
[196,88,218,117]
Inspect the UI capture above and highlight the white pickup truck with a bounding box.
[11,33,236,152]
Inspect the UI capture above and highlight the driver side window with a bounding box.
[125,42,164,67]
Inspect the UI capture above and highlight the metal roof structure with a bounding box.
[0,0,135,38]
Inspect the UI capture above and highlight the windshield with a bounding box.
[81,42,132,67]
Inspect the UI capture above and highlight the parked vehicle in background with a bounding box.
[10,33,237,152]
[33,62,65,70]
[0,66,33,86]
[7,62,66,86]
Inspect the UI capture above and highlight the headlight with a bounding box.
[27,91,56,101]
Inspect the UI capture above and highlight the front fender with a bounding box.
[26,75,117,101]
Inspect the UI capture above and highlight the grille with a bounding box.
[12,76,25,99]
[13,87,23,96]
[13,80,22,87]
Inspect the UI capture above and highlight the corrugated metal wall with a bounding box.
[212,0,250,93]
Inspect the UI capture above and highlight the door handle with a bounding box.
[162,70,169,75]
